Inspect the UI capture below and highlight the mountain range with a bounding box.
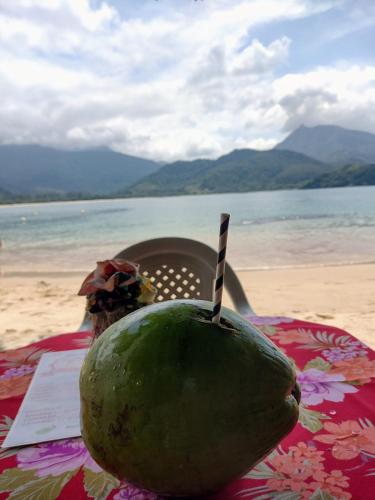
[0,145,159,196]
[119,149,330,197]
[1,125,375,203]
[275,124,375,165]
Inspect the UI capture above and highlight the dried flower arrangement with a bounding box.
[78,259,156,339]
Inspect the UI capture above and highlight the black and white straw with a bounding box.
[212,213,230,324]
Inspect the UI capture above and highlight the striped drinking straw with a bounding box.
[212,213,230,324]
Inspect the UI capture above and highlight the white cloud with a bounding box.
[247,138,279,150]
[0,0,373,161]
[275,66,375,133]
[231,37,290,75]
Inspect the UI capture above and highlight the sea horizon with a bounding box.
[1,183,374,209]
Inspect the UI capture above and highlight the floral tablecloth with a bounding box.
[0,316,374,499]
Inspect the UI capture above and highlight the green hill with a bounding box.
[0,186,13,203]
[119,149,334,197]
[0,145,160,195]
[303,164,375,189]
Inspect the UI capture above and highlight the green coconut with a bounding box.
[80,300,300,497]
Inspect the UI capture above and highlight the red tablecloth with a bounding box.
[0,316,374,499]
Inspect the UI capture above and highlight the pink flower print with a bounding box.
[0,346,49,369]
[245,315,294,326]
[266,443,351,499]
[0,365,35,380]
[17,438,102,477]
[113,486,158,500]
[310,469,351,499]
[266,443,325,499]
[272,328,312,345]
[289,442,325,468]
[315,420,375,460]
[297,369,358,406]
[271,442,324,479]
[322,342,367,362]
[329,356,375,383]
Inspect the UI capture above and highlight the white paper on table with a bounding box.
[2,348,88,449]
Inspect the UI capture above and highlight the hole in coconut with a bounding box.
[195,308,238,332]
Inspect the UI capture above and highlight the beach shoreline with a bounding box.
[2,257,375,276]
[1,263,374,351]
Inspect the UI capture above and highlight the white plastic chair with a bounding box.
[79,237,253,330]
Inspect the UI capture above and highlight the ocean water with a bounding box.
[1,186,375,274]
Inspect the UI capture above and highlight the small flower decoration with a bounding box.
[79,260,140,296]
[78,259,156,314]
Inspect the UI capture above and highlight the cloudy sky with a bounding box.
[1,0,374,161]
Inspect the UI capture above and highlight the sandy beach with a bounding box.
[1,263,374,351]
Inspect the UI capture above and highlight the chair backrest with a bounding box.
[114,237,254,315]
[79,237,253,331]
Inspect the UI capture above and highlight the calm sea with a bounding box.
[1,186,375,274]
